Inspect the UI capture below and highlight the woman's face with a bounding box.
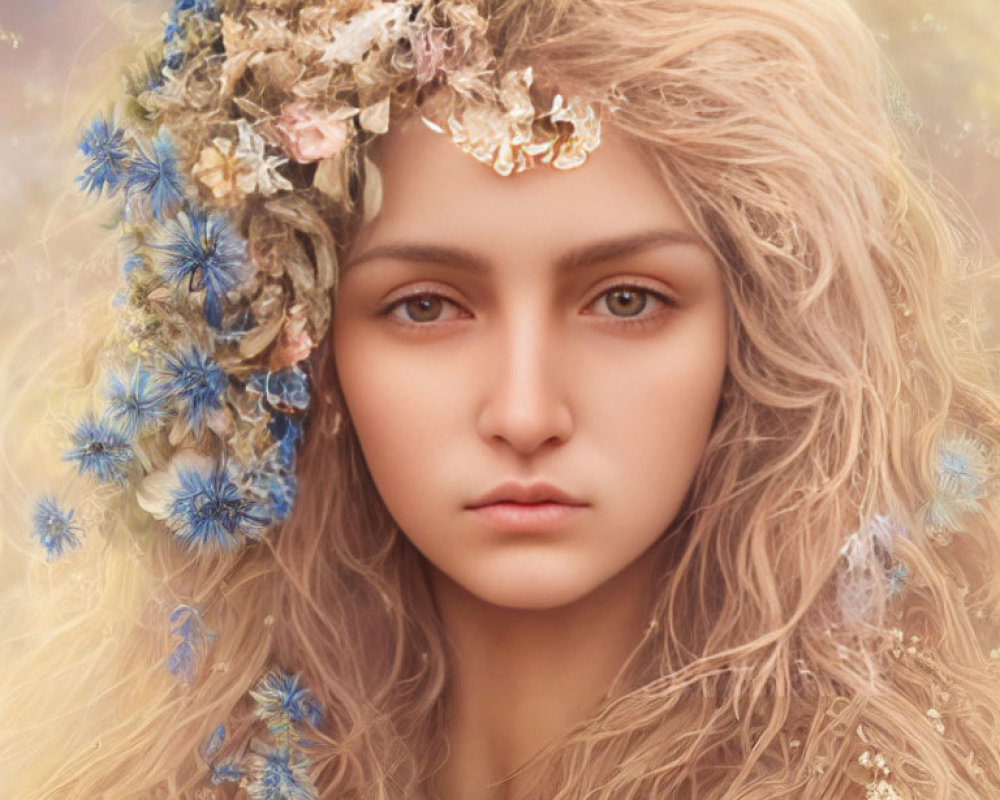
[333,119,728,610]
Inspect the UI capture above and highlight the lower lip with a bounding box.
[468,502,585,531]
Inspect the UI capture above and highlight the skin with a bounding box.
[333,118,728,799]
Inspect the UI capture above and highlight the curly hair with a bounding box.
[2,1,999,798]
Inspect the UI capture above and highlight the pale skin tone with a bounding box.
[333,119,729,799]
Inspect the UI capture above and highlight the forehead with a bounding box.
[352,117,698,258]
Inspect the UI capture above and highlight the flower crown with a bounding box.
[37,0,603,561]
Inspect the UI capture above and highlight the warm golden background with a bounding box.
[0,1,998,580]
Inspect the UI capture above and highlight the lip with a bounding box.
[467,481,587,508]
[466,482,588,532]
[469,501,585,531]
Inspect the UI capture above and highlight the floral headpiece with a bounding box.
[35,0,603,559]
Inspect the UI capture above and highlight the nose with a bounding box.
[475,313,574,455]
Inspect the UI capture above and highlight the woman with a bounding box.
[2,0,998,797]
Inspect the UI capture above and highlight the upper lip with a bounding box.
[467,481,587,508]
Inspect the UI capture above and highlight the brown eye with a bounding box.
[385,292,466,325]
[403,295,444,322]
[604,288,648,317]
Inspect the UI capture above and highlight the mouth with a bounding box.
[468,500,586,532]
[466,482,588,531]
[467,481,587,508]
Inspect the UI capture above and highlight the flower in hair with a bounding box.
[126,131,186,222]
[925,432,991,531]
[245,742,318,800]
[277,102,354,164]
[167,462,267,550]
[314,1,411,66]
[194,121,293,203]
[199,724,245,785]
[160,346,230,435]
[251,671,324,731]
[153,209,249,328]
[63,413,134,484]
[31,495,81,560]
[105,366,169,438]
[76,113,129,197]
[167,604,217,683]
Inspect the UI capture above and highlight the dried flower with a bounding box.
[106,366,168,438]
[410,24,450,84]
[245,743,317,800]
[31,495,81,559]
[76,113,129,197]
[64,413,134,484]
[195,121,293,202]
[271,308,315,368]
[251,671,323,729]
[160,346,230,435]
[316,1,410,65]
[166,461,266,550]
[126,131,186,221]
[277,102,354,164]
[925,432,991,531]
[168,604,217,683]
[153,209,249,328]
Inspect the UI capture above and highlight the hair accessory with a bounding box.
[199,672,323,798]
[32,0,604,567]
[924,431,993,533]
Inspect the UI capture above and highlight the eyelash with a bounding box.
[378,283,676,329]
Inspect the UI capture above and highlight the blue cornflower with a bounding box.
[200,723,227,762]
[76,113,130,197]
[163,18,186,44]
[167,605,217,683]
[168,463,266,550]
[160,346,229,434]
[63,413,134,484]
[269,415,303,470]
[251,672,323,729]
[127,132,185,221]
[211,761,246,785]
[174,0,220,19]
[123,252,147,277]
[106,367,168,437]
[198,724,246,784]
[238,449,298,524]
[154,210,249,328]
[162,46,185,73]
[31,495,81,560]
[264,367,311,414]
[246,746,317,800]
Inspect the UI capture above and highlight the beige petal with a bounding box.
[238,313,285,359]
[362,156,383,222]
[314,155,346,202]
[359,97,391,134]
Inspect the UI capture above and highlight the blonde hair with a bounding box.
[3,1,1000,798]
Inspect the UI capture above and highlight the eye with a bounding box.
[587,285,673,319]
[384,292,467,324]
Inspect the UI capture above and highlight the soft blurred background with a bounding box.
[0,0,998,582]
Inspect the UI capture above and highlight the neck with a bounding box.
[428,554,656,800]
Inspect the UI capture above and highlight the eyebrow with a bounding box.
[341,228,708,276]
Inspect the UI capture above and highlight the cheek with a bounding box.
[584,322,726,523]
[333,337,464,510]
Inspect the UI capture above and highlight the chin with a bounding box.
[451,568,601,611]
